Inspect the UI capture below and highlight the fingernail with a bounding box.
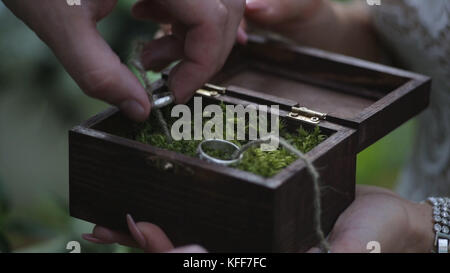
[82,233,107,244]
[92,226,116,242]
[126,214,147,249]
[119,100,146,121]
[167,245,208,253]
[237,28,248,44]
[307,247,322,253]
[246,0,268,11]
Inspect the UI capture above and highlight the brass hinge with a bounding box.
[288,106,327,125]
[195,83,227,97]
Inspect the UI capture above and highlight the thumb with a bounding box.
[47,20,150,121]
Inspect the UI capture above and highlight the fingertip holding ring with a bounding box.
[151,93,175,109]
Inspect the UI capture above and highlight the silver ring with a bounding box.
[152,92,175,109]
[197,139,243,166]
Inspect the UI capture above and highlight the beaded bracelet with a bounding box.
[427,197,450,253]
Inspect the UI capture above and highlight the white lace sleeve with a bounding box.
[371,0,450,201]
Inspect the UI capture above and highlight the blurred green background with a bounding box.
[0,1,415,253]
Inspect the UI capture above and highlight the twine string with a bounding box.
[131,42,172,143]
[233,136,330,252]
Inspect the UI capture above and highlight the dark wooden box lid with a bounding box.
[163,35,431,153]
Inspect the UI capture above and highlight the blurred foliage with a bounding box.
[0,1,155,253]
[0,0,416,252]
[0,176,12,252]
[357,120,415,188]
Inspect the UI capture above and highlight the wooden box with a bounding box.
[69,35,430,252]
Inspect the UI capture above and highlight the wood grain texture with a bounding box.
[70,112,355,252]
[210,35,431,152]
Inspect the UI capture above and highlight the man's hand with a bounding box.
[3,0,245,121]
[133,0,245,105]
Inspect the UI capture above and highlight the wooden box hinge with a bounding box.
[288,106,327,125]
[196,83,227,97]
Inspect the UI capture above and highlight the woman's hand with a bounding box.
[240,0,380,61]
[3,0,245,121]
[244,0,323,28]
[309,186,435,253]
[82,214,207,253]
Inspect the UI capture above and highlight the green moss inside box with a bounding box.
[133,103,327,178]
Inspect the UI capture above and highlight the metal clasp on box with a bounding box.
[195,83,227,97]
[288,106,327,125]
[152,83,226,108]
